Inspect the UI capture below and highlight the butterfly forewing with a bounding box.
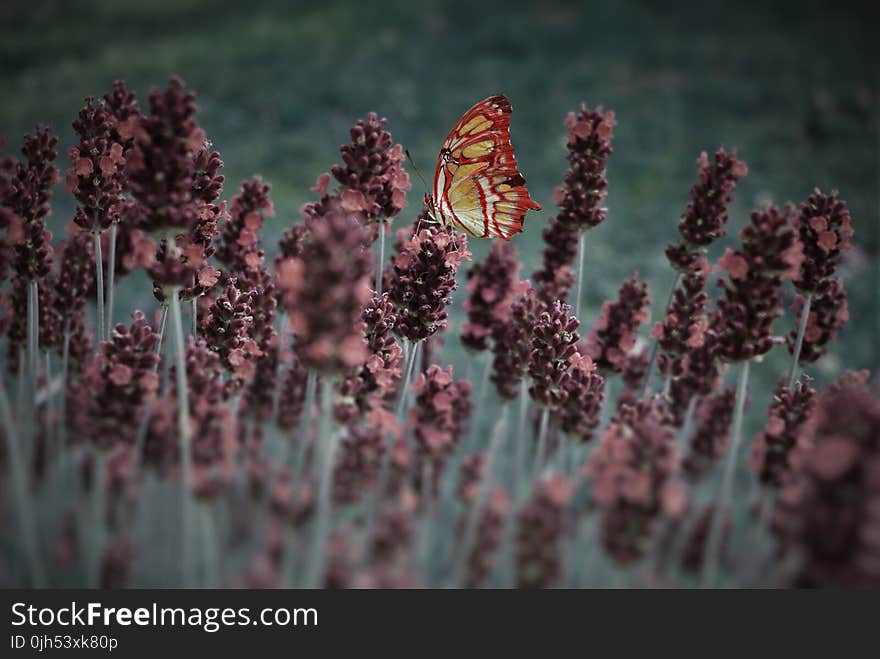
[431,95,540,240]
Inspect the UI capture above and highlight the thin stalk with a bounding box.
[395,339,419,420]
[87,450,108,587]
[191,274,198,339]
[169,287,194,586]
[0,377,46,586]
[290,370,317,494]
[465,353,492,450]
[456,405,509,585]
[27,279,39,401]
[57,325,71,452]
[787,293,812,391]
[534,406,550,477]
[94,231,105,346]
[375,221,386,295]
[106,222,117,332]
[302,377,337,588]
[574,229,586,320]
[641,271,682,396]
[701,359,751,587]
[513,377,529,502]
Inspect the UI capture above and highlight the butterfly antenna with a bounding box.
[405,149,429,193]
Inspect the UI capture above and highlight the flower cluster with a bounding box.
[683,388,736,480]
[774,372,880,588]
[67,97,127,232]
[558,352,605,441]
[333,426,384,505]
[336,293,402,421]
[463,489,509,588]
[749,378,816,487]
[410,365,472,492]
[527,300,580,409]
[666,148,747,270]
[582,272,650,373]
[531,105,615,304]
[71,311,160,450]
[788,276,848,364]
[491,284,544,399]
[328,113,411,226]
[792,189,853,293]
[653,267,710,379]
[715,205,802,362]
[51,231,96,371]
[387,225,470,342]
[516,475,573,588]
[276,200,372,373]
[461,240,522,352]
[585,400,683,564]
[215,176,275,280]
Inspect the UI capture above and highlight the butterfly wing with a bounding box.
[431,95,541,240]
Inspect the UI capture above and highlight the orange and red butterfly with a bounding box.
[424,95,541,240]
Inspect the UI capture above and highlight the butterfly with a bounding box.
[424,95,541,240]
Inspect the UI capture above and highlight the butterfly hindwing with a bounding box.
[431,95,540,240]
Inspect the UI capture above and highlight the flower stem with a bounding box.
[395,339,420,420]
[302,376,338,587]
[0,376,46,586]
[94,231,105,346]
[27,279,39,402]
[106,222,117,332]
[169,287,194,586]
[787,293,812,391]
[641,272,682,396]
[701,358,750,587]
[513,377,529,502]
[375,221,385,296]
[534,406,550,477]
[574,230,586,320]
[57,324,71,452]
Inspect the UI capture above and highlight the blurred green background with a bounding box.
[2,0,877,434]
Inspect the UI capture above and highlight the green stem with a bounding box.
[395,339,419,420]
[302,376,338,588]
[169,287,194,586]
[0,377,46,586]
[787,293,812,391]
[701,359,750,587]
[534,406,550,477]
[513,376,529,503]
[57,325,71,452]
[106,222,117,332]
[574,229,586,320]
[27,279,39,402]
[375,221,385,296]
[641,272,682,396]
[94,231,105,346]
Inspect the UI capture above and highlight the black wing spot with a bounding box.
[505,173,526,187]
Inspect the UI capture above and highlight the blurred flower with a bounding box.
[277,199,373,373]
[586,399,682,564]
[410,364,472,494]
[336,293,402,422]
[558,351,605,441]
[653,267,710,378]
[683,388,736,480]
[516,474,572,588]
[532,219,577,306]
[774,371,880,587]
[52,230,96,372]
[70,311,160,450]
[787,278,848,364]
[750,378,815,487]
[388,225,470,343]
[276,353,308,431]
[491,283,544,400]
[200,275,261,394]
[528,300,580,409]
[333,426,384,506]
[582,272,650,373]
[215,176,275,278]
[715,205,801,362]
[792,189,853,293]
[461,240,521,352]
[464,489,509,588]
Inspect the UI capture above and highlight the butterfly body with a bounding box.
[426,94,540,240]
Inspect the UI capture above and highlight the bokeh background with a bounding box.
[2,0,877,437]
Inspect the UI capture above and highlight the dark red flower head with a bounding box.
[528,299,580,409]
[462,240,522,352]
[583,272,650,373]
[792,189,853,293]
